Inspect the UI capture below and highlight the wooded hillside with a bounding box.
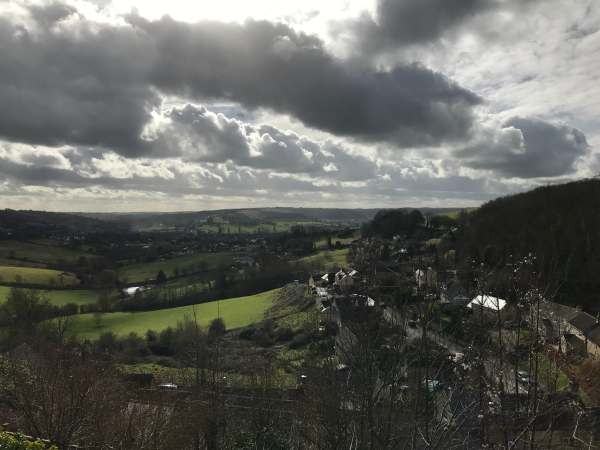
[458,179,600,310]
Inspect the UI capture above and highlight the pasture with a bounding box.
[0,239,94,265]
[295,248,350,271]
[197,220,328,235]
[0,265,79,286]
[43,289,100,306]
[118,251,235,283]
[0,286,99,306]
[67,289,279,339]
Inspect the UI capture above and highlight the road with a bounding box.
[384,306,521,395]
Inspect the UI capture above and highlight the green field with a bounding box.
[197,220,326,235]
[66,289,279,339]
[43,290,99,306]
[0,286,99,306]
[295,248,350,271]
[0,265,79,286]
[0,239,94,265]
[118,252,235,283]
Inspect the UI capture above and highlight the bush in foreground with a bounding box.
[0,432,58,450]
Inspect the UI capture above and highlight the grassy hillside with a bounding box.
[43,289,100,306]
[67,289,279,339]
[0,239,94,265]
[118,251,235,283]
[458,179,600,309]
[197,220,325,235]
[0,209,119,237]
[295,248,350,271]
[0,286,99,306]
[89,207,380,230]
[0,266,79,286]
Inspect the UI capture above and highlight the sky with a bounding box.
[0,0,598,212]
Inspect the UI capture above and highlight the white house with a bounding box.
[467,295,509,320]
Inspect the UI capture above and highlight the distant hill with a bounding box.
[84,207,463,230]
[1,206,466,237]
[458,178,600,310]
[0,209,119,238]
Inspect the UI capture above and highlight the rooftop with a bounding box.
[467,295,507,311]
[568,312,598,333]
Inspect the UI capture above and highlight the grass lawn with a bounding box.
[0,286,99,307]
[0,265,79,286]
[43,290,100,307]
[295,248,350,271]
[0,239,94,265]
[118,251,235,283]
[66,289,280,339]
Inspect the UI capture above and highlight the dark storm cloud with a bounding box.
[459,118,590,178]
[0,6,481,158]
[0,13,159,157]
[131,15,482,146]
[336,0,543,54]
[349,0,494,50]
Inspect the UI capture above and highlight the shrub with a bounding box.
[289,332,310,349]
[239,326,256,340]
[208,317,227,340]
[0,431,58,450]
[276,327,295,342]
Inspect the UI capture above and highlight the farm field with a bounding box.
[67,289,280,339]
[0,239,94,265]
[0,265,79,286]
[197,220,327,235]
[43,289,100,306]
[295,248,350,271]
[0,286,99,306]
[118,251,236,283]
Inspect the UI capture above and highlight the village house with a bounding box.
[542,318,561,344]
[538,301,600,359]
[562,333,587,357]
[334,268,359,292]
[585,326,600,358]
[565,311,600,358]
[466,295,510,322]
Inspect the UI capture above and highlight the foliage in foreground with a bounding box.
[0,432,57,450]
